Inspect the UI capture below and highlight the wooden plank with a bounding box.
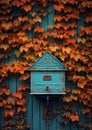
[47,4,54,25]
[26,95,33,130]
[32,96,40,130]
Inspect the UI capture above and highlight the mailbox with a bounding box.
[28,51,67,94]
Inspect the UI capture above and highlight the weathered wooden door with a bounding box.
[27,95,62,130]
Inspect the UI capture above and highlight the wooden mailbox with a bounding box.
[28,51,67,94]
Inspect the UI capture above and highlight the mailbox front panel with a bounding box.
[30,72,65,94]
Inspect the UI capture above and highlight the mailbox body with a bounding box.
[29,51,67,94]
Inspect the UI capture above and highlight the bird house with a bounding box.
[28,51,67,94]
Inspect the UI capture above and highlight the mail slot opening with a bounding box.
[43,75,52,81]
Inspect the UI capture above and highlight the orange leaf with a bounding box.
[16,99,26,106]
[72,89,81,95]
[22,5,32,12]
[7,97,16,105]
[70,113,79,122]
[4,109,15,118]
[81,26,92,35]
[49,45,59,52]
[2,88,10,96]
[20,73,30,80]
[34,26,44,33]
[85,15,92,23]
[78,79,87,89]
[17,106,26,113]
[18,16,28,22]
[2,100,7,106]
[54,4,64,12]
[0,44,9,51]
[82,108,90,114]
[1,22,13,30]
[13,91,23,99]
[18,84,29,91]
[65,88,71,93]
[0,102,3,107]
[86,73,92,80]
[63,96,72,102]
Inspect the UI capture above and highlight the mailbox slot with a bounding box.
[43,75,52,81]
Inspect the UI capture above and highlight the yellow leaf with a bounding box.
[78,78,87,89]
[49,45,59,52]
[34,16,42,23]
[0,44,9,50]
[86,73,92,80]
[14,50,21,58]
[19,36,29,42]
[20,46,28,52]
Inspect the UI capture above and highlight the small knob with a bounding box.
[46,86,49,90]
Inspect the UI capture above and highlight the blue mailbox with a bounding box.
[29,51,67,94]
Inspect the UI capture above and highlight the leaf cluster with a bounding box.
[0,0,92,129]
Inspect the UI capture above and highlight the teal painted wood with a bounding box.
[31,72,65,94]
[29,51,67,94]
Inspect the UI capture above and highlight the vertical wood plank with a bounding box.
[32,96,40,130]
[26,95,33,130]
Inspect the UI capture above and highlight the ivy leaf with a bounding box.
[1,22,13,30]
[78,78,87,89]
[34,16,42,23]
[86,73,92,80]
[54,4,64,12]
[16,99,26,106]
[13,91,23,99]
[18,16,28,22]
[70,113,79,122]
[18,84,29,91]
[17,106,26,113]
[14,50,21,58]
[22,5,32,12]
[0,44,9,51]
[0,102,3,107]
[82,108,90,114]
[7,97,16,105]
[34,26,44,33]
[4,109,15,118]
[2,88,10,96]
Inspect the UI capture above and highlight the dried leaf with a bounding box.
[18,84,29,91]
[70,113,79,122]
[54,4,64,12]
[2,88,10,96]
[34,26,44,33]
[1,22,13,30]
[4,109,15,118]
[7,97,16,105]
[13,91,23,99]
[17,106,26,113]
[82,108,90,114]
[22,5,31,12]
[16,99,26,106]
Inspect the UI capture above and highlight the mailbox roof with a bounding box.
[28,51,67,71]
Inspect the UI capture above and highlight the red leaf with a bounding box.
[4,109,15,118]
[18,84,29,91]
[13,91,23,99]
[34,26,44,33]
[70,113,79,122]
[82,108,90,114]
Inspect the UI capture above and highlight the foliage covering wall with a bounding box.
[0,0,92,130]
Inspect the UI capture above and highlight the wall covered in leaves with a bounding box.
[0,0,92,130]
